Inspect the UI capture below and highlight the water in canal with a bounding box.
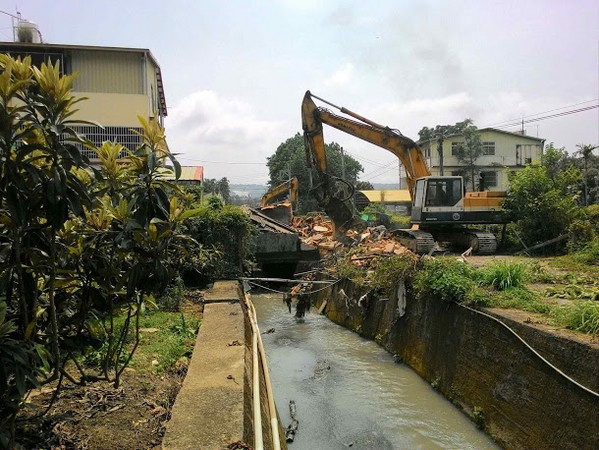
[253,293,498,450]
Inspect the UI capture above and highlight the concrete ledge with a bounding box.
[163,300,245,449]
[203,280,240,303]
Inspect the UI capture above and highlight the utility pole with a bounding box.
[398,164,402,189]
[340,146,346,179]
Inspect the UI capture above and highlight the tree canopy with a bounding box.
[267,133,363,213]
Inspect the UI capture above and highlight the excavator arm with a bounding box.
[260,177,298,207]
[302,91,430,198]
[301,90,430,232]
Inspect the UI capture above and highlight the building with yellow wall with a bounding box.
[0,41,167,161]
[418,128,545,191]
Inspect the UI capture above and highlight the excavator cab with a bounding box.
[412,176,463,222]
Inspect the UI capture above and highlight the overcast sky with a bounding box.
[2,0,598,185]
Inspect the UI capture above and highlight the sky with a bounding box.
[1,0,598,185]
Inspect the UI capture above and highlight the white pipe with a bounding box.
[250,299,282,450]
[242,291,264,450]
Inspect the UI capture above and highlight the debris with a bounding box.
[285,400,299,442]
[227,340,242,346]
[262,327,276,334]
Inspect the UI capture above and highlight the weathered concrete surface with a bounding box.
[203,280,240,303]
[164,281,287,450]
[163,300,245,449]
[311,278,599,450]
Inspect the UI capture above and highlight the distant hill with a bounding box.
[230,184,268,198]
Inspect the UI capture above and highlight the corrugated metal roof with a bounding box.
[360,190,411,203]
[165,165,203,181]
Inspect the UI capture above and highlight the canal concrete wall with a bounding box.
[164,281,287,450]
[311,278,599,449]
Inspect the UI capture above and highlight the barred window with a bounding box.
[482,141,495,155]
[451,141,463,156]
[70,125,143,160]
[480,170,498,187]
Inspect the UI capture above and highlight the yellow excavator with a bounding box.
[260,177,299,208]
[301,91,507,254]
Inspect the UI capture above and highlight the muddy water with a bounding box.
[253,293,498,450]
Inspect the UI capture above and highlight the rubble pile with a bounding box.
[291,214,415,266]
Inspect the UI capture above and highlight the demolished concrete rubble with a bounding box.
[290,214,415,269]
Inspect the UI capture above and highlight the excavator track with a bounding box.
[467,230,497,255]
[433,228,498,255]
[392,229,435,254]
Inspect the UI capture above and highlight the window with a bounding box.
[480,171,498,188]
[451,141,463,156]
[425,178,462,207]
[70,125,144,160]
[482,142,495,155]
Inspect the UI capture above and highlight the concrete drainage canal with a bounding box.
[253,293,497,449]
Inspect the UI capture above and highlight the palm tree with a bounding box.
[576,144,598,206]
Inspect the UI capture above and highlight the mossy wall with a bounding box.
[312,279,599,449]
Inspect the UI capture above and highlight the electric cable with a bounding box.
[459,303,599,398]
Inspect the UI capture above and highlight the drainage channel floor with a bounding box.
[254,293,498,450]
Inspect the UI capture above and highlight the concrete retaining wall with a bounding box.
[164,281,286,450]
[311,279,599,449]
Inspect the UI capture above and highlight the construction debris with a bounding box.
[291,213,414,268]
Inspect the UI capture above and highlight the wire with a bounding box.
[246,278,341,296]
[178,156,265,165]
[482,98,599,128]
[460,303,599,398]
[494,105,599,130]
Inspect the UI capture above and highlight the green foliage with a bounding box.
[267,133,364,214]
[203,178,230,204]
[182,203,255,284]
[158,277,185,312]
[480,261,528,290]
[0,54,207,443]
[390,214,412,228]
[570,240,599,265]
[503,161,581,250]
[472,406,485,427]
[552,301,599,335]
[369,255,414,296]
[490,287,552,314]
[453,125,483,191]
[414,258,476,303]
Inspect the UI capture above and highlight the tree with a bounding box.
[576,144,598,206]
[267,133,363,213]
[418,119,472,175]
[202,177,230,203]
[454,125,483,191]
[355,180,374,190]
[503,160,581,248]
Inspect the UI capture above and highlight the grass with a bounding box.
[551,301,599,335]
[414,257,477,303]
[479,261,528,290]
[84,310,201,375]
[131,311,200,373]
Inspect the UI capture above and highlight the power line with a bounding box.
[178,156,265,165]
[482,98,599,128]
[494,104,599,130]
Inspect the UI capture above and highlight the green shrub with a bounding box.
[552,301,599,335]
[480,261,528,290]
[336,254,366,286]
[158,277,185,312]
[414,258,476,303]
[571,240,599,265]
[369,255,415,295]
[390,214,411,228]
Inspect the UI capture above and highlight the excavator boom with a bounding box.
[261,177,298,207]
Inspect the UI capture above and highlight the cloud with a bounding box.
[165,90,286,183]
[324,63,354,87]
